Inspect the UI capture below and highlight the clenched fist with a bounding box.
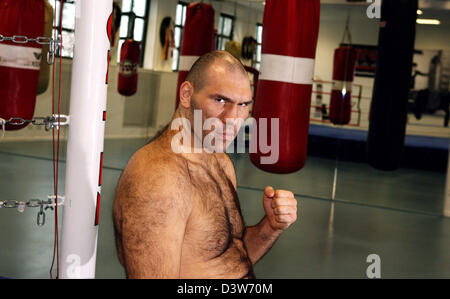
[263,186,298,231]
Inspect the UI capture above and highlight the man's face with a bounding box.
[190,63,253,152]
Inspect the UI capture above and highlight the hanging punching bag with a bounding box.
[0,0,44,130]
[37,0,54,95]
[329,46,357,125]
[367,0,417,171]
[249,0,320,174]
[118,39,140,96]
[175,2,215,109]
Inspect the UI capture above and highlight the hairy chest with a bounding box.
[182,160,245,260]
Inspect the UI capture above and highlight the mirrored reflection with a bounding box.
[133,0,147,17]
[120,16,129,38]
[223,18,232,36]
[62,2,76,30]
[61,30,75,57]
[172,48,179,70]
[134,18,144,41]
[174,27,181,48]
[117,39,124,63]
[175,4,183,25]
[122,0,132,12]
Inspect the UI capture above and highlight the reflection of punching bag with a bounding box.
[250,0,320,174]
[0,0,45,130]
[118,39,140,96]
[175,3,215,108]
[329,46,357,125]
[37,0,54,95]
[367,0,417,171]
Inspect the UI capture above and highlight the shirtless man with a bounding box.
[113,50,298,279]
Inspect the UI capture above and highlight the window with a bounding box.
[50,0,76,58]
[253,23,262,70]
[172,1,189,71]
[217,13,235,51]
[49,0,150,63]
[117,0,150,66]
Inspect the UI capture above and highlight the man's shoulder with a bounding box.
[129,143,187,176]
[117,144,192,203]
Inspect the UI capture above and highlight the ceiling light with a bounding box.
[416,19,440,25]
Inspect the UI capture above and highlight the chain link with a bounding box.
[0,34,61,65]
[0,196,64,210]
[0,196,65,226]
[0,115,69,135]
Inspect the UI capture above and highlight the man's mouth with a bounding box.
[214,130,235,141]
[222,133,235,141]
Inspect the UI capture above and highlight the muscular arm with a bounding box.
[244,187,297,265]
[115,163,192,278]
[243,217,282,265]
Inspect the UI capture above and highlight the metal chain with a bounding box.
[0,34,61,65]
[0,115,70,138]
[0,195,64,226]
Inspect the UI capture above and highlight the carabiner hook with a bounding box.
[37,205,45,226]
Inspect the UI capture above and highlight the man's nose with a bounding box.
[222,103,239,120]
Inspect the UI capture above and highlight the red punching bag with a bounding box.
[329,46,357,125]
[0,0,44,130]
[118,39,140,96]
[250,0,320,174]
[175,2,215,108]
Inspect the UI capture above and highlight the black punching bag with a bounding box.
[367,0,417,171]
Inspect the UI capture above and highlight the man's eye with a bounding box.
[239,103,248,107]
[216,98,225,103]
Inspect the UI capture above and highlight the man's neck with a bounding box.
[160,108,222,163]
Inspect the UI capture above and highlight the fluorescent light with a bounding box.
[416,19,440,25]
[417,9,423,15]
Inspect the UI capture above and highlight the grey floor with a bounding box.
[0,138,449,278]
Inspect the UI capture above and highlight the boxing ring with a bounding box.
[0,0,112,278]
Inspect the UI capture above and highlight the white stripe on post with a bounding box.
[259,54,315,85]
[178,55,199,72]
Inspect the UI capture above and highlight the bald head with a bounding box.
[185,50,248,92]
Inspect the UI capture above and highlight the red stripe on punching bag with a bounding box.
[175,3,215,109]
[329,46,357,125]
[0,0,45,130]
[250,0,320,174]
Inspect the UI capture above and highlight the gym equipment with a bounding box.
[250,0,320,174]
[0,0,45,130]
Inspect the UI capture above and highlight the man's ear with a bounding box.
[179,81,194,109]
